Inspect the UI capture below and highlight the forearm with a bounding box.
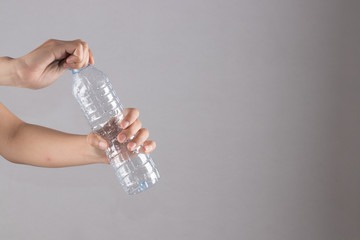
[2,123,107,167]
[0,57,20,87]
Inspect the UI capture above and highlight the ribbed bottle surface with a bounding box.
[72,65,160,194]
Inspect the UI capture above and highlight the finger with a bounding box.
[142,140,156,153]
[64,40,85,69]
[117,119,142,143]
[87,132,108,150]
[60,58,68,69]
[80,41,89,68]
[66,44,83,63]
[89,49,94,65]
[62,39,83,55]
[120,108,139,129]
[80,47,89,68]
[64,43,89,69]
[127,128,149,151]
[50,39,87,65]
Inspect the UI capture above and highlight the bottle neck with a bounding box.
[71,64,91,74]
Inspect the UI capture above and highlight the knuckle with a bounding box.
[45,39,56,46]
[135,119,142,129]
[76,42,83,49]
[127,108,139,117]
[126,107,135,114]
[81,41,89,48]
[140,128,149,136]
[136,129,149,141]
[133,108,139,115]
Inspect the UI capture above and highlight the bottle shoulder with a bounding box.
[72,65,110,88]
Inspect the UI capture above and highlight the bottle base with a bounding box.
[112,154,160,195]
[117,168,160,195]
[126,178,160,195]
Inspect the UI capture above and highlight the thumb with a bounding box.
[87,132,108,150]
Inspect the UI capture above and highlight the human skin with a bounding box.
[0,39,156,167]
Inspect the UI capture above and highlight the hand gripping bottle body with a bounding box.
[72,65,160,195]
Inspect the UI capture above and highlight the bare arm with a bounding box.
[0,39,93,89]
[0,57,20,87]
[0,39,156,167]
[0,102,107,167]
[0,103,156,167]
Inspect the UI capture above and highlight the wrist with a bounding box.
[11,57,26,88]
[0,57,22,87]
[7,57,22,87]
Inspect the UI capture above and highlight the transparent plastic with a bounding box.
[72,65,160,195]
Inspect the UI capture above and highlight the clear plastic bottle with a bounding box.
[71,65,160,195]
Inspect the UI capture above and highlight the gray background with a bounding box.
[0,0,359,239]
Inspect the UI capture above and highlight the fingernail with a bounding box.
[122,121,129,129]
[118,134,126,143]
[144,145,152,152]
[99,141,107,150]
[128,142,136,151]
